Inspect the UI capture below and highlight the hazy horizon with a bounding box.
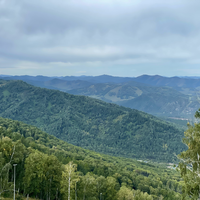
[1,73,200,79]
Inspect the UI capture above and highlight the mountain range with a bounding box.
[1,74,200,118]
[0,117,183,199]
[0,79,186,162]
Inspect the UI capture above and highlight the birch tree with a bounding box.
[80,173,96,200]
[0,137,15,197]
[178,110,200,199]
[60,161,77,200]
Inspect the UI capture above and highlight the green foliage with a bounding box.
[1,75,200,118]
[117,186,135,200]
[0,80,186,162]
[0,117,184,199]
[60,161,77,200]
[0,135,27,197]
[178,112,200,199]
[159,117,188,130]
[24,151,62,199]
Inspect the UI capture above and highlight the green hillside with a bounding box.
[0,117,185,200]
[134,75,200,98]
[68,81,200,118]
[0,79,186,162]
[2,75,200,118]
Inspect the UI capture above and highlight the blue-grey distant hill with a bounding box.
[0,74,135,83]
[68,81,200,119]
[135,75,200,94]
[61,74,135,83]
[1,74,200,119]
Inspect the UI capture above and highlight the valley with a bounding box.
[0,117,185,200]
[0,75,198,200]
[1,75,200,119]
[0,79,186,163]
[1,0,200,198]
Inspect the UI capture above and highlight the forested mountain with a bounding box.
[135,75,200,96]
[3,74,200,92]
[0,74,135,84]
[0,79,186,162]
[135,75,200,88]
[44,79,93,91]
[68,81,200,118]
[0,117,186,200]
[1,75,200,118]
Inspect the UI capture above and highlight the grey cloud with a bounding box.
[1,0,200,76]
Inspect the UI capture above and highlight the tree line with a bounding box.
[0,80,186,163]
[0,117,186,200]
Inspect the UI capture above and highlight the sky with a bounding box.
[1,0,200,77]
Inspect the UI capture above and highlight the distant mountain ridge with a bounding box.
[68,81,200,118]
[0,74,135,83]
[135,75,200,89]
[1,74,200,118]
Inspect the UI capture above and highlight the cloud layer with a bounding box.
[1,0,200,76]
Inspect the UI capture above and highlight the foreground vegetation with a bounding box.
[0,117,185,200]
[0,80,186,163]
[178,109,200,199]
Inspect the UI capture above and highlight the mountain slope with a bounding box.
[0,117,183,199]
[2,75,200,118]
[0,79,186,162]
[68,81,200,118]
[135,75,200,96]
[44,78,93,91]
[135,75,200,88]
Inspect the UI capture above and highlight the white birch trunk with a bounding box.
[68,162,72,200]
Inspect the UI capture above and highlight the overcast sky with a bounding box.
[1,0,200,77]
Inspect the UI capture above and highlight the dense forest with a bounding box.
[0,79,186,162]
[68,81,199,118]
[2,75,200,118]
[0,117,187,200]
